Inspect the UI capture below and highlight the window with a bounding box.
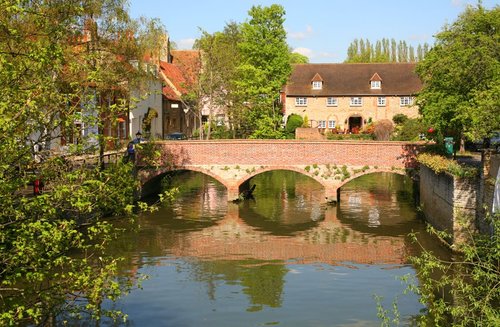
[312,81,322,90]
[350,97,362,106]
[371,81,381,89]
[400,96,413,106]
[318,120,326,128]
[328,120,336,129]
[377,97,386,106]
[295,97,307,106]
[326,97,338,106]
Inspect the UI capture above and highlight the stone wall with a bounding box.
[420,165,479,245]
[285,96,419,131]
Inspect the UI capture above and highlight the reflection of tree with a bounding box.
[188,260,287,311]
[241,262,286,311]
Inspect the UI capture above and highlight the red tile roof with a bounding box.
[285,63,422,96]
[160,50,201,101]
[160,61,186,101]
[171,50,201,86]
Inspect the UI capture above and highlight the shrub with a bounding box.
[393,118,430,141]
[417,153,478,178]
[392,113,409,125]
[285,114,304,139]
[373,119,394,141]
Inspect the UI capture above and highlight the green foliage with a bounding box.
[345,38,429,63]
[417,153,478,178]
[193,23,241,139]
[289,51,309,64]
[285,114,303,138]
[392,114,409,125]
[409,214,500,326]
[392,118,430,141]
[416,5,500,141]
[236,4,291,138]
[0,0,167,324]
[327,133,374,140]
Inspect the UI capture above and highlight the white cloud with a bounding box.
[451,0,464,7]
[292,47,313,57]
[177,38,196,50]
[288,25,313,40]
[292,48,338,62]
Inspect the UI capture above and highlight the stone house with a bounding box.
[283,63,422,133]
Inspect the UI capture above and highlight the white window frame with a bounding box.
[326,97,338,106]
[377,97,386,106]
[350,97,362,106]
[318,120,326,129]
[400,96,413,106]
[371,80,381,89]
[328,120,336,129]
[295,97,307,106]
[312,81,322,90]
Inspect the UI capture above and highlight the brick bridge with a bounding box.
[138,140,421,202]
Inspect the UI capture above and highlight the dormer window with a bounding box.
[370,73,382,89]
[312,81,322,90]
[371,80,381,89]
[311,73,323,90]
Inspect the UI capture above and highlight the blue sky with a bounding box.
[129,0,498,63]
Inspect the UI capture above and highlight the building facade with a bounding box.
[283,63,422,133]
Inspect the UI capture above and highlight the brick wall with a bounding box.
[158,140,420,169]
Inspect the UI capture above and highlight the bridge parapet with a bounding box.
[137,140,423,202]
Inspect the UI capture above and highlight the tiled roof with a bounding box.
[160,50,201,101]
[171,50,201,86]
[285,63,422,96]
[311,73,323,82]
[160,61,186,101]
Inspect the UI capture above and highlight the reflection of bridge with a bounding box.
[138,140,421,202]
[166,203,408,265]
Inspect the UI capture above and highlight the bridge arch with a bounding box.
[335,169,408,191]
[139,166,233,197]
[235,166,328,192]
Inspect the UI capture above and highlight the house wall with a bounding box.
[130,78,163,139]
[285,96,419,131]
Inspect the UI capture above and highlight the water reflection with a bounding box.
[104,171,443,326]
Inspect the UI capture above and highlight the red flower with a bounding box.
[428,128,435,133]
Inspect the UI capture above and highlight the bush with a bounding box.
[285,114,304,138]
[373,119,394,141]
[327,133,374,140]
[392,118,430,141]
[392,113,409,125]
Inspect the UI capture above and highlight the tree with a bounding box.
[236,4,291,138]
[0,0,165,324]
[195,23,242,139]
[416,4,500,143]
[345,38,426,63]
[289,51,309,64]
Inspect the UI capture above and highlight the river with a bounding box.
[101,171,448,326]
